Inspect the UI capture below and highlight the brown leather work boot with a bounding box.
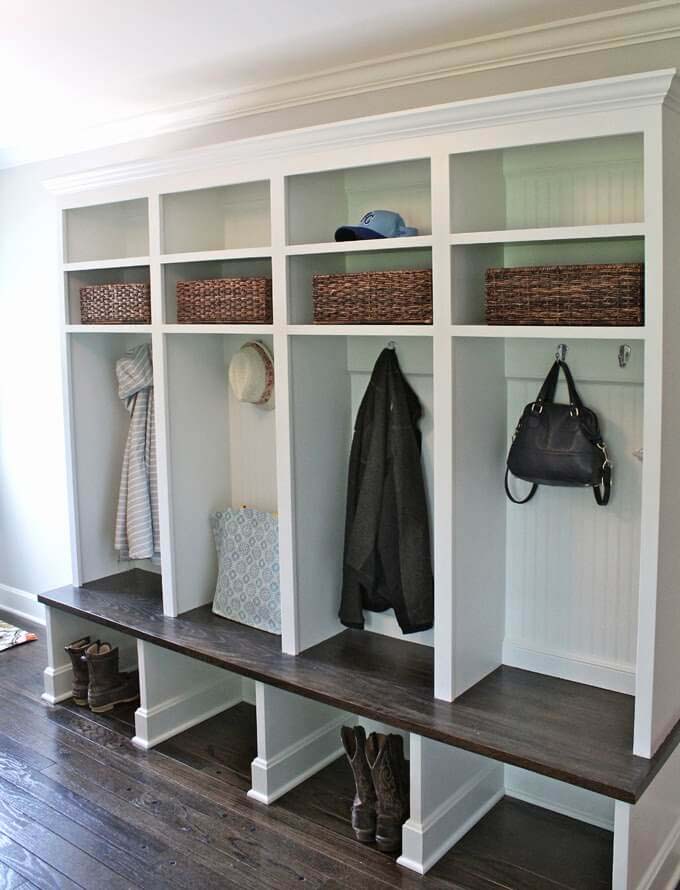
[365,732,409,853]
[341,725,377,843]
[85,642,139,713]
[64,637,91,706]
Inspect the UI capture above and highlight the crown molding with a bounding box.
[4,0,680,171]
[43,68,677,196]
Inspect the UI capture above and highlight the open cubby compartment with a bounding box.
[450,335,644,700]
[286,158,431,245]
[68,332,160,585]
[161,180,271,254]
[288,247,431,324]
[63,198,149,263]
[42,604,141,706]
[451,236,645,325]
[450,133,644,233]
[65,264,151,325]
[288,334,433,655]
[164,332,278,616]
[162,257,272,324]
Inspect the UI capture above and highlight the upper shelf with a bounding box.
[39,569,680,804]
[450,224,646,245]
[286,236,432,256]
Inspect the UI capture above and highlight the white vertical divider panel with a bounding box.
[636,103,680,758]
[399,736,504,874]
[248,682,352,804]
[133,639,243,750]
[58,203,83,587]
[613,743,680,890]
[451,337,507,697]
[431,151,454,700]
[148,191,177,616]
[270,172,298,654]
[634,111,664,758]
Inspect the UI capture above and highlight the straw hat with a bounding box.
[228,341,275,410]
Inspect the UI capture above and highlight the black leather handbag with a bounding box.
[505,359,612,506]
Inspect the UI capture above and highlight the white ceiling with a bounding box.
[0,0,669,165]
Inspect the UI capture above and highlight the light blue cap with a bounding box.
[335,210,418,241]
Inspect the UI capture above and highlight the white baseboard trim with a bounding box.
[638,814,680,890]
[132,681,242,750]
[0,583,45,626]
[503,639,635,695]
[248,713,347,805]
[504,767,614,831]
[398,763,504,875]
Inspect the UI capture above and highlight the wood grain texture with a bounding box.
[0,609,613,890]
[39,571,680,802]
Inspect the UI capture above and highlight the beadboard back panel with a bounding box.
[504,340,644,691]
[503,135,644,230]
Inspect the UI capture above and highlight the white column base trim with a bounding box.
[42,664,75,704]
[503,639,635,695]
[132,680,242,750]
[0,583,45,625]
[248,713,348,805]
[398,763,504,875]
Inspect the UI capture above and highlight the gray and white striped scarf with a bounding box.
[114,343,160,561]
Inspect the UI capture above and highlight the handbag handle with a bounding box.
[533,360,584,416]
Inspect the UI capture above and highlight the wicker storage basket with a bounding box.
[312,269,432,324]
[176,277,272,324]
[79,283,151,324]
[485,263,643,326]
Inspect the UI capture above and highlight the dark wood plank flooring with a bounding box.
[39,570,680,802]
[0,608,613,889]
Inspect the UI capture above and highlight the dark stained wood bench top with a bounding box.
[39,569,680,804]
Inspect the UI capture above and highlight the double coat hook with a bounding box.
[554,342,631,368]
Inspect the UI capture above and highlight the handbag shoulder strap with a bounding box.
[504,468,538,504]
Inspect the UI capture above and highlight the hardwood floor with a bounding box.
[0,609,613,889]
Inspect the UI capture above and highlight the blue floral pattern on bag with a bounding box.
[210,508,281,634]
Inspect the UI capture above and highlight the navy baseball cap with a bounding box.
[335,210,418,241]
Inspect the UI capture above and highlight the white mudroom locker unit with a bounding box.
[40,68,680,888]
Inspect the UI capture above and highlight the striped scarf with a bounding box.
[114,343,160,561]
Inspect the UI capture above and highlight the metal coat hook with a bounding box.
[387,340,397,350]
[555,343,568,362]
[618,344,631,368]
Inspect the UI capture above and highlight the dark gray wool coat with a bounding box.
[339,348,434,634]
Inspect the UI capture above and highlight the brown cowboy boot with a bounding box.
[85,642,139,713]
[365,732,409,853]
[341,725,377,843]
[64,637,91,706]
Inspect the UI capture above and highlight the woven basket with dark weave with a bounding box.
[485,263,643,326]
[80,283,151,324]
[176,277,272,324]
[312,269,432,324]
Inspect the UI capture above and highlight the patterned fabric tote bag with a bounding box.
[210,508,281,634]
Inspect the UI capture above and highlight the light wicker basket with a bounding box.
[485,263,643,326]
[312,269,432,324]
[176,277,272,324]
[79,283,151,324]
